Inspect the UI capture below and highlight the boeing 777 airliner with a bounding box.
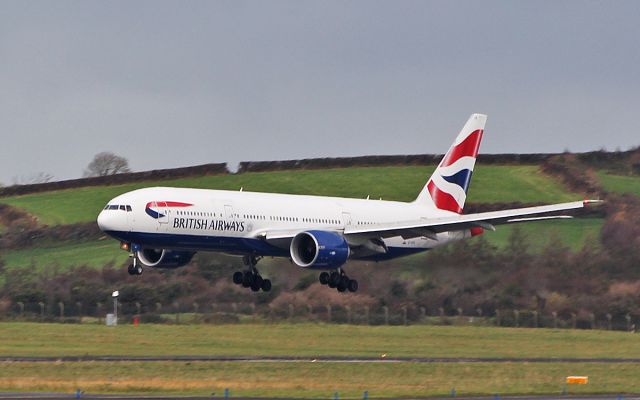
[97,114,594,293]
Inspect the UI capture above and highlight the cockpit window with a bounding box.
[104,204,133,211]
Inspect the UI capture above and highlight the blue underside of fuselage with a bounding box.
[103,230,427,262]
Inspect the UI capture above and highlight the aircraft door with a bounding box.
[225,205,235,220]
[126,205,135,232]
[223,204,238,242]
[342,212,353,229]
[157,201,169,229]
[158,203,169,224]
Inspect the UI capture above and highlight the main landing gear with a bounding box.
[128,255,143,276]
[319,269,358,293]
[232,255,272,292]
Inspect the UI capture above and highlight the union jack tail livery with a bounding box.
[415,113,487,214]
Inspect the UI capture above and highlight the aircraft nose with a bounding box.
[97,210,113,232]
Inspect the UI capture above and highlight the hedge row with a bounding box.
[237,153,556,173]
[0,163,228,198]
[2,148,639,198]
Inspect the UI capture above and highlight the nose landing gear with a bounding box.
[232,255,272,292]
[319,269,358,293]
[127,253,143,275]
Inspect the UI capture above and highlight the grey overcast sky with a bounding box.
[1,1,639,184]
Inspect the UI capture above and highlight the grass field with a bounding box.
[0,323,639,397]
[0,361,636,397]
[0,165,580,226]
[1,323,638,358]
[597,171,640,197]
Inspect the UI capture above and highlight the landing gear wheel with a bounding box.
[242,271,254,288]
[336,276,349,292]
[135,265,143,275]
[127,264,136,275]
[234,254,271,292]
[329,271,341,287]
[323,269,358,293]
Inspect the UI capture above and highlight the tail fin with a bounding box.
[414,113,487,213]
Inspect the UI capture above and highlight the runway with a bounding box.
[1,355,640,363]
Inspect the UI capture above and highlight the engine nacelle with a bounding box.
[137,248,195,269]
[290,230,349,270]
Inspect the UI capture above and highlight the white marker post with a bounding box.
[112,290,119,325]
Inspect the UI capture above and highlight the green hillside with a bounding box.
[1,239,125,271]
[0,165,580,226]
[485,217,603,251]
[597,171,640,196]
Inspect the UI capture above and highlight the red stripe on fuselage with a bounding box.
[440,129,483,167]
[145,201,193,208]
[427,181,463,214]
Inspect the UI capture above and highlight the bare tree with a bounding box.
[11,172,55,185]
[84,152,131,177]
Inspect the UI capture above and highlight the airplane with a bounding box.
[97,114,595,293]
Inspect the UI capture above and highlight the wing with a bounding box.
[255,200,600,248]
[344,200,600,240]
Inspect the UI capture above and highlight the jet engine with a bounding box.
[136,248,195,269]
[290,230,349,269]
